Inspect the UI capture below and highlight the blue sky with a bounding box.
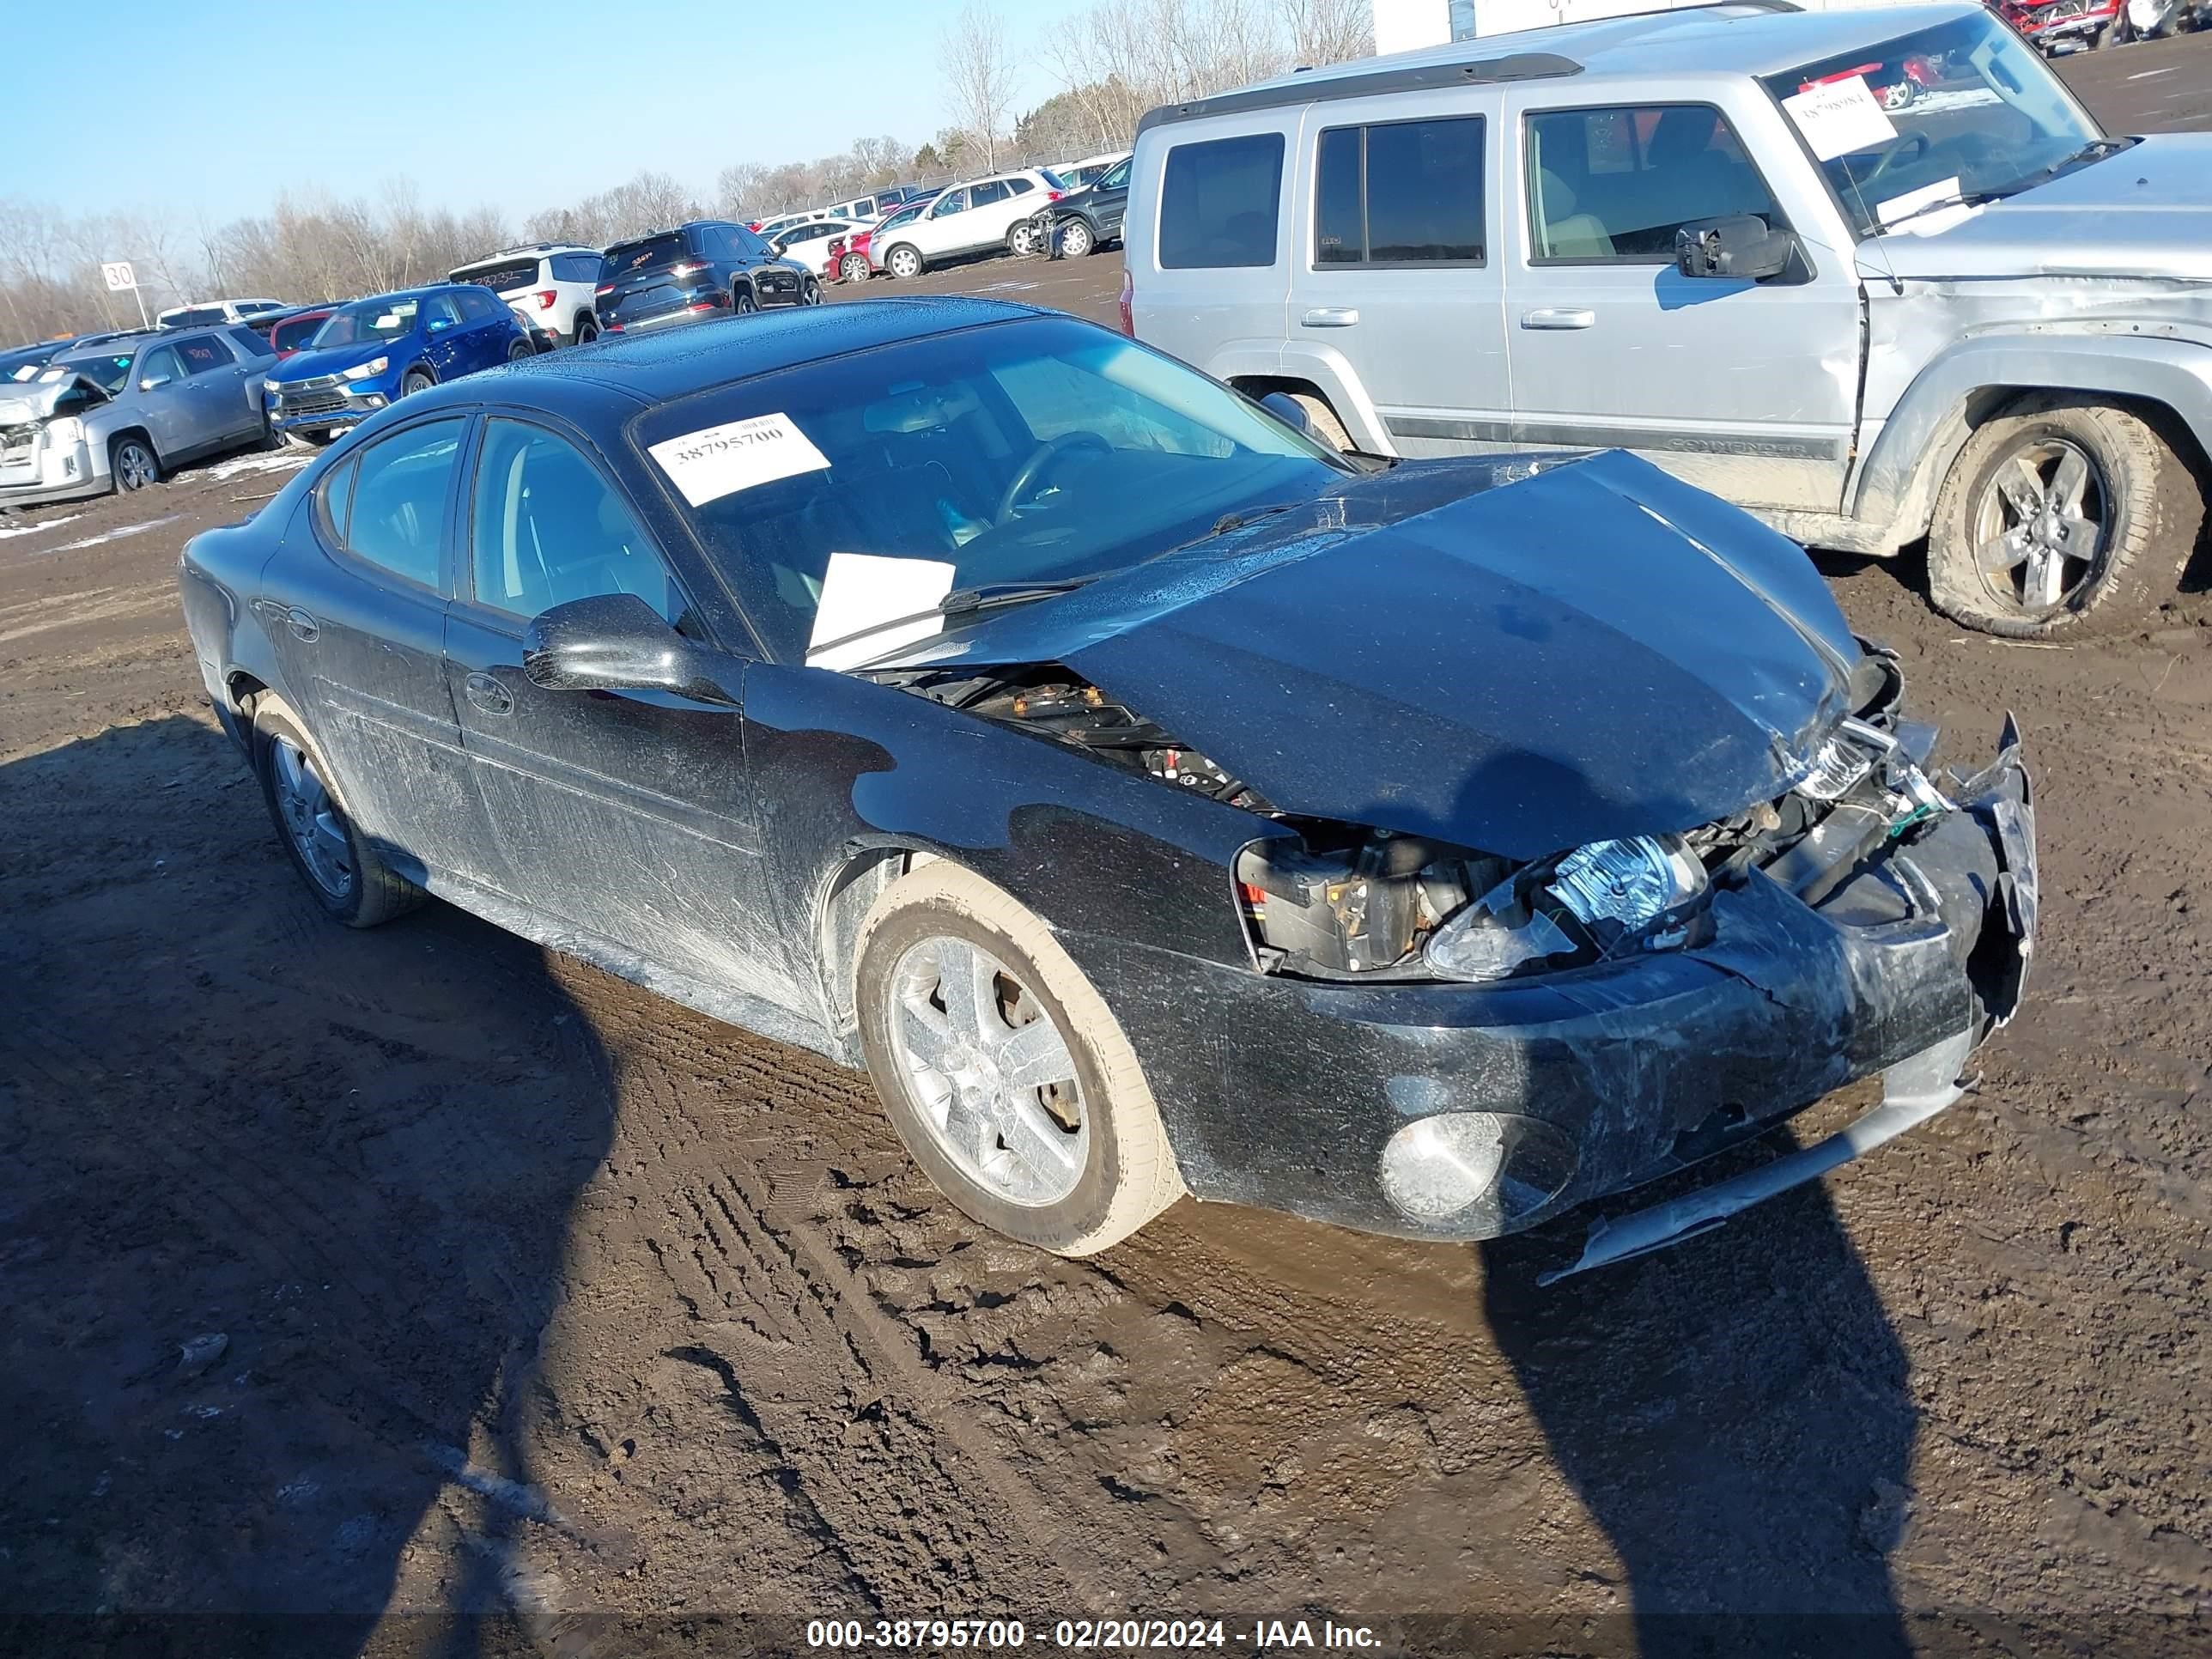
[3,0,1091,228]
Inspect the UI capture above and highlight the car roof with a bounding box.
[415,296,1043,413]
[1139,0,1981,131]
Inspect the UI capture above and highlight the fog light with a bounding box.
[1380,1113,1505,1220]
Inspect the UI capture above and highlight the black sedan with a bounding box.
[178,299,2037,1277]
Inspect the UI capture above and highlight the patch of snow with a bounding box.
[39,515,183,556]
[0,513,82,540]
[200,451,311,483]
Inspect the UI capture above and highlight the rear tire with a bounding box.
[1927,393,2202,637]
[732,286,758,314]
[252,705,423,929]
[854,862,1184,1256]
[1008,222,1040,258]
[885,244,924,279]
[572,316,599,345]
[506,338,532,362]
[839,252,871,283]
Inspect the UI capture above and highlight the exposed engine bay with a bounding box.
[876,645,1964,986]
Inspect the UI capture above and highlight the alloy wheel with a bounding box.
[801,278,822,306]
[270,736,354,900]
[1060,221,1092,258]
[886,937,1087,1207]
[114,442,155,491]
[1972,436,2112,613]
[734,289,757,313]
[841,254,869,283]
[1010,222,1037,257]
[889,247,921,278]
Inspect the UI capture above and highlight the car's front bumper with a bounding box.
[0,428,106,505]
[266,374,395,435]
[1078,723,2036,1267]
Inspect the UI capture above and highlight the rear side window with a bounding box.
[453,258,541,292]
[320,456,357,541]
[228,325,274,356]
[553,252,602,283]
[177,335,235,374]
[343,418,465,590]
[1316,116,1486,266]
[1008,177,1035,197]
[1525,104,1781,264]
[1159,132,1284,269]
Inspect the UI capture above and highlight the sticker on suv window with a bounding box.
[647,412,830,506]
[1781,75,1898,162]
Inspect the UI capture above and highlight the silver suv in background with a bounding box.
[0,326,276,505]
[1126,0,2212,637]
[448,243,607,346]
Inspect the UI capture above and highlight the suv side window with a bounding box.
[554,252,599,283]
[469,419,684,623]
[970,179,1012,209]
[177,333,237,374]
[226,325,274,358]
[1102,158,1131,190]
[422,292,466,330]
[343,418,465,591]
[1316,115,1485,267]
[1525,104,1782,264]
[1007,177,1035,197]
[457,288,503,323]
[1159,132,1285,269]
[137,344,185,387]
[932,189,971,218]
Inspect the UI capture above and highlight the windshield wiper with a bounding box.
[2021,136,2134,189]
[814,578,1100,666]
[1170,499,1325,554]
[1880,187,2007,231]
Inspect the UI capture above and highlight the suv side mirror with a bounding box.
[139,374,172,392]
[523,592,737,703]
[1260,391,1320,441]
[1675,215,1801,283]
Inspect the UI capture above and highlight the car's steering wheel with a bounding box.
[1859,131,1933,189]
[996,432,1113,524]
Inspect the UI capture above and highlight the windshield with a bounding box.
[56,352,136,396]
[637,316,1351,665]
[1764,10,2102,238]
[270,313,327,354]
[311,298,420,349]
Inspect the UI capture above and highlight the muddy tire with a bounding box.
[111,434,161,493]
[854,862,1183,1256]
[1291,392,1353,453]
[252,705,423,929]
[1927,394,2202,638]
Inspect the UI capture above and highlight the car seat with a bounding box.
[1534,169,1615,260]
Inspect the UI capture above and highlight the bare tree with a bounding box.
[939,0,1018,171]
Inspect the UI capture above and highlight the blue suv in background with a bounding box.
[264,284,532,444]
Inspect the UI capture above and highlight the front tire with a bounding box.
[111,435,160,493]
[854,863,1184,1256]
[252,706,423,929]
[1057,218,1095,259]
[885,244,924,280]
[400,369,434,398]
[1927,394,2203,637]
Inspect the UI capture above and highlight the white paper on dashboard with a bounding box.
[805,552,957,671]
[1875,175,1979,237]
[1780,76,1898,162]
[647,411,830,507]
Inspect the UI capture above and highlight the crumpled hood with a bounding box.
[272,337,405,383]
[0,374,96,427]
[876,451,1864,860]
[1874,135,2212,283]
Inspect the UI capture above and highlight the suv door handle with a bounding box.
[1300,307,1359,327]
[1520,307,1596,330]
[464,672,514,716]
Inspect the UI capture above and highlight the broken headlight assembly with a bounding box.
[1233,830,1711,984]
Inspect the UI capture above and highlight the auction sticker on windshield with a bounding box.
[1781,75,1898,161]
[648,412,830,507]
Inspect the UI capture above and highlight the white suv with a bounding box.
[447,243,607,347]
[873,169,1064,276]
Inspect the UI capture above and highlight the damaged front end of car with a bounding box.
[0,373,111,505]
[851,451,2038,1275]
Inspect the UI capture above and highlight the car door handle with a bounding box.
[464,672,514,716]
[1300,307,1359,327]
[284,607,319,642]
[1521,307,1596,330]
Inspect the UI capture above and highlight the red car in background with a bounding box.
[823,191,943,284]
[267,307,334,361]
[1990,0,2124,50]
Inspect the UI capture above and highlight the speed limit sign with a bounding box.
[101,261,137,292]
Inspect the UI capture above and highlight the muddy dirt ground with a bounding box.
[5,44,2211,1659]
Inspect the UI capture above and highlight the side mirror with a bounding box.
[1676,215,1800,282]
[1261,390,1314,437]
[522,592,737,702]
[139,374,172,392]
[427,318,453,332]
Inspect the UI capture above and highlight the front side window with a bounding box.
[1526,104,1779,264]
[1762,9,2103,237]
[1101,158,1131,190]
[422,293,465,331]
[1316,115,1486,267]
[469,420,682,623]
[313,297,420,349]
[1159,132,1285,269]
[933,189,972,218]
[634,315,1348,664]
[343,418,465,590]
[137,345,184,387]
[271,313,326,354]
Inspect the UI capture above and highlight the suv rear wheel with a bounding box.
[1927,394,2202,637]
[839,252,871,283]
[252,705,423,928]
[854,862,1184,1255]
[572,316,599,345]
[885,244,924,279]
